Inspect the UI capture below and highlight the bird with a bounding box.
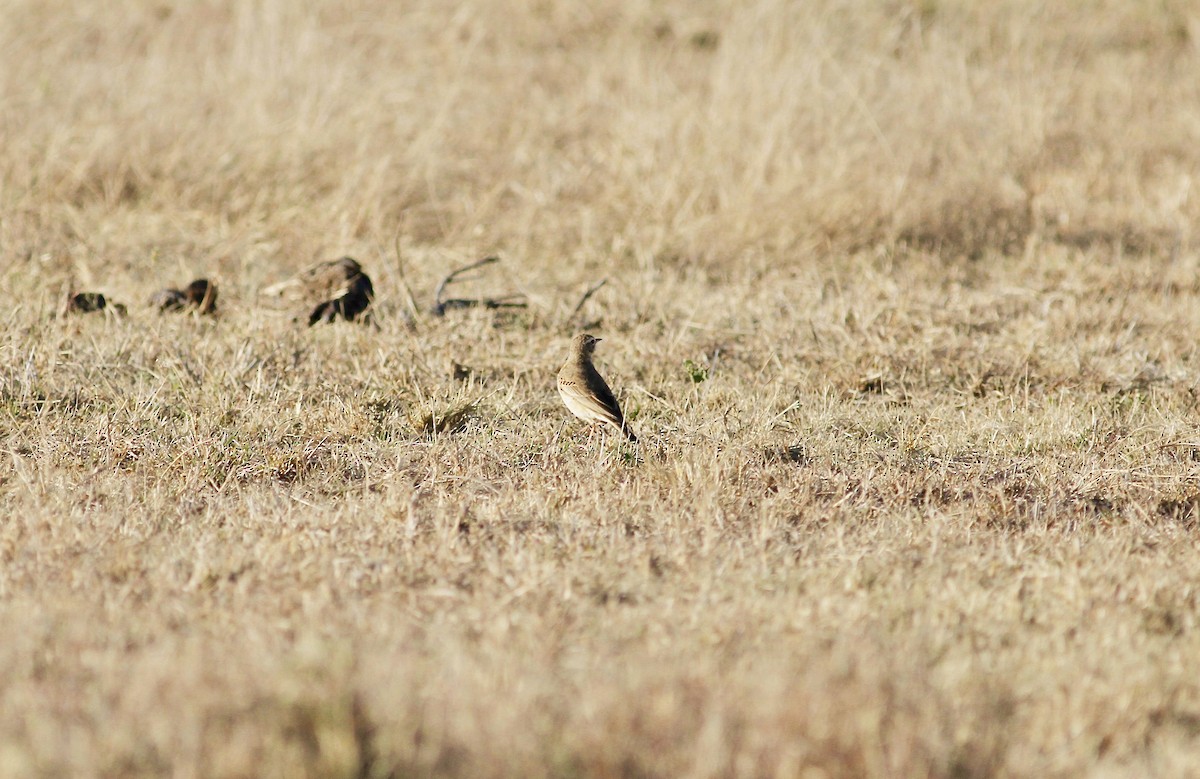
[557,333,638,444]
[63,290,127,317]
[149,278,218,314]
[262,257,374,325]
[67,291,108,313]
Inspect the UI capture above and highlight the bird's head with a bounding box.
[573,333,601,356]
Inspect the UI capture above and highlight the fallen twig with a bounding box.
[435,294,528,313]
[566,278,607,325]
[433,256,498,309]
[431,256,527,316]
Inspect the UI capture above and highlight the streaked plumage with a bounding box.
[263,257,374,325]
[557,334,638,443]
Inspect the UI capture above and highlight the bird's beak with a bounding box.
[594,338,602,342]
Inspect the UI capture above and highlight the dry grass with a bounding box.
[3,1,1200,776]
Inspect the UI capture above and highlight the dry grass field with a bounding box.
[3,1,1200,776]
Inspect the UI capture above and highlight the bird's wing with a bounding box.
[582,364,625,426]
[264,259,359,300]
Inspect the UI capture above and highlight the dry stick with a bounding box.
[439,294,527,311]
[566,278,607,326]
[431,256,527,316]
[433,256,498,311]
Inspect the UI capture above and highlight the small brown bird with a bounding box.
[67,291,108,313]
[263,257,374,325]
[150,278,218,314]
[63,291,127,317]
[558,333,638,444]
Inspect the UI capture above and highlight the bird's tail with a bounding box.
[621,424,638,444]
